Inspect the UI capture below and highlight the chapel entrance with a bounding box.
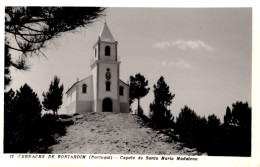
[102,98,112,112]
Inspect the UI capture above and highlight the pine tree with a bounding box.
[5,7,105,86]
[224,106,232,126]
[208,114,221,128]
[231,101,251,128]
[14,84,42,121]
[42,76,64,116]
[224,102,251,128]
[4,84,42,153]
[149,76,175,128]
[221,101,251,156]
[175,105,199,132]
[4,44,12,89]
[4,89,15,114]
[4,89,16,152]
[129,73,150,116]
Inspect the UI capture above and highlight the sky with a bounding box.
[7,8,252,122]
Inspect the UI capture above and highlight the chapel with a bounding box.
[66,23,130,114]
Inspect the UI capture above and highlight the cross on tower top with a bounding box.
[99,21,115,42]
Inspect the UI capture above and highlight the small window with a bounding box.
[119,86,124,96]
[105,46,110,56]
[82,84,87,93]
[106,81,111,91]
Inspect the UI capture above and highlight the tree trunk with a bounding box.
[137,98,140,115]
[53,110,57,118]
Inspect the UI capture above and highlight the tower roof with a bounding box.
[99,23,115,42]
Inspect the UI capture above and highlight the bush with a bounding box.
[174,103,251,156]
[136,107,151,124]
[35,114,73,153]
[137,106,144,117]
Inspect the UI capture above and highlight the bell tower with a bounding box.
[91,23,120,112]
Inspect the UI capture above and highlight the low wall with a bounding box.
[76,100,93,114]
[120,102,130,113]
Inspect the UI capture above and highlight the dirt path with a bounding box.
[49,112,203,155]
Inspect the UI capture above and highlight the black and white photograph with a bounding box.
[2,1,260,167]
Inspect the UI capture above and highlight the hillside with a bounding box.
[48,112,205,155]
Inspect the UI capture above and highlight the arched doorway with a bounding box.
[102,98,112,112]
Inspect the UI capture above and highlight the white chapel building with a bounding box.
[66,23,130,114]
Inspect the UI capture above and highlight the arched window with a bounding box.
[82,84,87,93]
[119,86,124,96]
[106,81,111,91]
[105,46,110,56]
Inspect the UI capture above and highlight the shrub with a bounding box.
[35,114,73,153]
[175,106,209,151]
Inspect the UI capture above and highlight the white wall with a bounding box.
[66,86,77,114]
[119,81,129,103]
[98,62,119,100]
[92,65,97,112]
[93,44,99,62]
[77,76,93,101]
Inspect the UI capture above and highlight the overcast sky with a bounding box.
[8,8,252,121]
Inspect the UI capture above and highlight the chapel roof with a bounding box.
[99,22,115,42]
[66,76,129,94]
[65,75,93,94]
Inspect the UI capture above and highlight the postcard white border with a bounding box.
[1,0,259,167]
